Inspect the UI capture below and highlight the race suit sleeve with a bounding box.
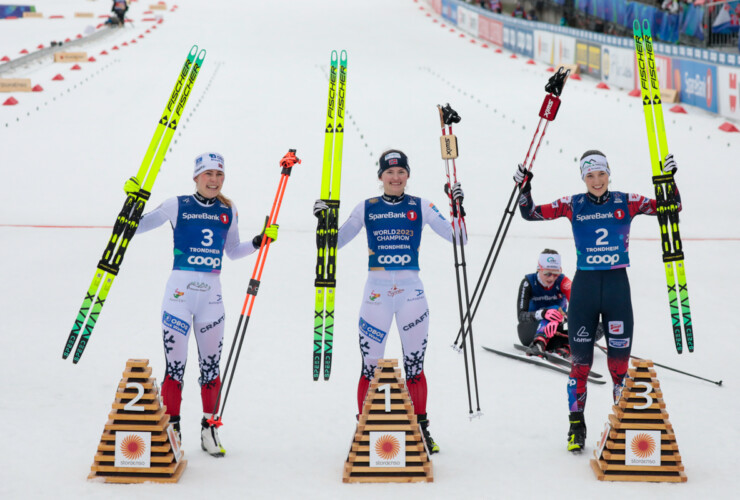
[224,203,258,260]
[518,191,574,221]
[517,277,538,323]
[136,197,178,234]
[422,199,467,244]
[337,201,365,250]
[626,187,682,218]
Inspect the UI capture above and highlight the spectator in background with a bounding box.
[491,0,503,13]
[512,1,528,19]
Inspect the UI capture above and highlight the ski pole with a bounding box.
[596,344,721,386]
[452,67,570,351]
[209,150,301,426]
[438,103,481,418]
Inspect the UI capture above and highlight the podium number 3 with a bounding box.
[378,384,391,412]
[632,381,653,410]
[123,382,145,412]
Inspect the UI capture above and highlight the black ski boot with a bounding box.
[567,411,586,453]
[526,337,547,358]
[169,415,181,444]
[417,414,439,454]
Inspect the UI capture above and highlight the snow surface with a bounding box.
[1,0,738,498]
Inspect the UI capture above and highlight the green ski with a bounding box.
[633,20,693,353]
[63,45,206,363]
[314,50,347,380]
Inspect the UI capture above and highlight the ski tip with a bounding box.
[331,50,339,62]
[189,45,198,57]
[196,49,206,62]
[340,49,347,60]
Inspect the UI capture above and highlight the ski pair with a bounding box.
[633,20,693,354]
[62,45,206,363]
[482,346,606,385]
[512,343,603,378]
[209,150,301,427]
[314,50,347,381]
[451,68,570,350]
[437,104,481,418]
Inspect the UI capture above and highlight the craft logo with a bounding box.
[173,289,184,299]
[369,291,381,301]
[370,431,405,467]
[626,430,661,466]
[220,213,229,224]
[406,210,417,221]
[608,321,624,335]
[115,431,151,468]
[614,209,625,220]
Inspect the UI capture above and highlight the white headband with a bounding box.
[194,152,225,179]
[538,253,562,271]
[580,153,610,180]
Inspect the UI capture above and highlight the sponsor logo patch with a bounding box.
[608,321,624,335]
[369,291,381,301]
[360,318,387,344]
[162,312,189,336]
[388,285,405,297]
[609,338,631,348]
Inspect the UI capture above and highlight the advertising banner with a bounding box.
[457,5,478,36]
[625,430,662,466]
[576,40,602,79]
[369,432,406,467]
[504,25,533,58]
[717,66,740,120]
[441,0,458,24]
[430,0,442,15]
[552,34,576,66]
[602,45,635,90]
[115,431,151,468]
[673,58,718,113]
[479,15,503,46]
[533,30,554,64]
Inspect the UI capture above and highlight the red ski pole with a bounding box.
[209,149,301,426]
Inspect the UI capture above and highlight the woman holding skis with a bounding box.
[313,149,465,454]
[514,149,678,452]
[126,152,279,457]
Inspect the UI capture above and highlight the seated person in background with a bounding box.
[516,249,571,358]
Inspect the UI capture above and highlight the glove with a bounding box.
[663,153,677,175]
[544,309,564,323]
[313,199,329,218]
[513,164,533,193]
[123,176,140,195]
[450,182,464,203]
[543,320,559,339]
[252,223,279,248]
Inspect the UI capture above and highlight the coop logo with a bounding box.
[188,255,222,268]
[586,254,620,265]
[378,254,412,266]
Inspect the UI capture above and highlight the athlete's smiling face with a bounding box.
[537,269,560,288]
[195,169,224,198]
[380,167,408,197]
[584,170,608,197]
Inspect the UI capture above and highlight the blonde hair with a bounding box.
[217,194,232,208]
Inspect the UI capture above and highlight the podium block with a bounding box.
[88,359,186,483]
[591,359,687,483]
[343,359,433,483]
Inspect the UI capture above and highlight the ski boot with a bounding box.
[418,414,440,454]
[169,415,181,445]
[567,411,586,453]
[526,337,547,358]
[201,415,225,457]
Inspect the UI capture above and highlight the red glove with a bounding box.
[543,320,559,338]
[544,309,564,323]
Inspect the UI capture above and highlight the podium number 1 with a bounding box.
[378,384,391,412]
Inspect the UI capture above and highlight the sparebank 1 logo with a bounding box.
[120,434,147,460]
[374,434,401,460]
[630,432,657,459]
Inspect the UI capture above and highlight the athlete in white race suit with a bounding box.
[131,152,278,456]
[316,149,466,454]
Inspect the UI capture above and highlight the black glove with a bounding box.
[514,164,533,193]
[313,199,329,218]
[663,153,677,175]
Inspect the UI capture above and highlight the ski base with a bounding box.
[482,346,605,384]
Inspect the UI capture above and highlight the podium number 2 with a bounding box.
[378,384,391,412]
[632,381,653,410]
[123,382,145,412]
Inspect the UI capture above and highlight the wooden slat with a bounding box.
[614,407,669,420]
[121,367,153,378]
[90,462,177,474]
[606,440,679,451]
[93,452,175,464]
[117,381,156,390]
[109,407,166,422]
[100,431,169,443]
[598,459,684,472]
[608,414,672,431]
[618,400,665,410]
[112,401,161,411]
[88,460,186,484]
[609,430,676,442]
[602,449,682,462]
[104,415,168,432]
[98,442,171,453]
[125,359,150,368]
[346,466,427,473]
[352,442,425,453]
